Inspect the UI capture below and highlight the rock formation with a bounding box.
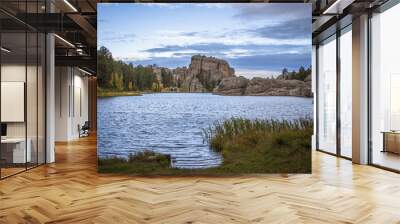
[189,55,235,90]
[152,55,311,97]
[244,78,311,97]
[175,55,235,92]
[212,76,249,96]
[213,76,311,97]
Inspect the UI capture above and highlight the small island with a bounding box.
[97,47,312,98]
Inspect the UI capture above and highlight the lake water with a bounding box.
[98,93,313,169]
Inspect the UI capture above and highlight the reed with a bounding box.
[99,118,313,174]
[203,117,313,152]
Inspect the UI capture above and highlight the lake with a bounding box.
[97,93,313,169]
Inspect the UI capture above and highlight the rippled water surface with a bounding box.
[98,93,313,169]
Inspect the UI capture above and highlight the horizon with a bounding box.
[98,3,312,78]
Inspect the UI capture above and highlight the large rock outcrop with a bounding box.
[171,55,235,92]
[213,77,312,97]
[212,76,249,96]
[152,55,311,97]
[186,55,235,91]
[244,78,311,97]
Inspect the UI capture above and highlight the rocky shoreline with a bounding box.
[152,55,312,97]
[213,76,312,97]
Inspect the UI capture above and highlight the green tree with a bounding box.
[161,68,173,88]
[97,46,173,92]
[97,46,114,88]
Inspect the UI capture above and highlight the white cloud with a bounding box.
[151,29,308,49]
[116,51,151,61]
[140,3,183,9]
[193,3,235,9]
[236,69,281,79]
[223,49,251,58]
[99,3,311,70]
[112,28,309,61]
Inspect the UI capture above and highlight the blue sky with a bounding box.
[98,3,311,78]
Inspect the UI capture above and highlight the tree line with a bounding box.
[97,46,159,92]
[279,66,311,81]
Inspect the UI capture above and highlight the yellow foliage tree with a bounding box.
[128,81,133,91]
[110,72,124,91]
[152,82,161,92]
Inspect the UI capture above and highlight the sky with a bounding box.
[98,3,311,78]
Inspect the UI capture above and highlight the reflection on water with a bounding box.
[98,93,313,169]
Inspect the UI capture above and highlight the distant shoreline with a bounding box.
[97,91,142,97]
[97,90,313,98]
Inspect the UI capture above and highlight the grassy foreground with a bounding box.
[98,118,312,174]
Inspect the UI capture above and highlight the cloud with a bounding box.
[172,52,202,57]
[100,3,312,77]
[249,18,311,39]
[99,32,136,43]
[149,28,310,50]
[141,3,235,9]
[235,68,281,79]
[145,45,186,53]
[228,53,311,72]
[180,31,201,37]
[193,3,235,9]
[98,19,108,23]
[140,3,183,9]
[144,43,310,58]
[126,57,191,68]
[234,3,311,22]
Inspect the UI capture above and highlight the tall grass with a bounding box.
[99,118,313,174]
[203,117,313,152]
[200,117,313,173]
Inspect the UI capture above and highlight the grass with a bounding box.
[203,118,313,173]
[98,151,172,174]
[98,118,313,174]
[97,90,141,97]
